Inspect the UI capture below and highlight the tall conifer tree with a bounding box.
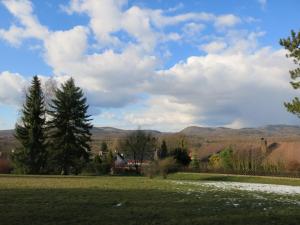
[13,76,47,174]
[48,78,92,175]
[159,140,168,159]
[280,30,300,116]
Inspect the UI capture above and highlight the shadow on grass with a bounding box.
[1,187,299,225]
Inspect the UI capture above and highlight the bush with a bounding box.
[169,148,191,166]
[93,155,112,175]
[158,157,178,179]
[142,161,159,178]
[219,147,233,171]
[0,158,12,174]
[209,154,221,170]
[190,157,200,170]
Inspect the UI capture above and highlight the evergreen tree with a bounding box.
[13,76,47,174]
[159,140,168,159]
[48,78,92,175]
[169,147,191,166]
[280,30,300,115]
[100,141,108,155]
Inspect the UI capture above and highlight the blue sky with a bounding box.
[0,0,299,131]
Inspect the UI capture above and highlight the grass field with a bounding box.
[0,173,300,225]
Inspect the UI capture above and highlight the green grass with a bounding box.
[0,174,299,225]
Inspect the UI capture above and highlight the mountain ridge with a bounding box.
[1,124,300,135]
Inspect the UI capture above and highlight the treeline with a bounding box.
[12,76,92,175]
[7,76,192,176]
[84,130,192,177]
[187,146,300,176]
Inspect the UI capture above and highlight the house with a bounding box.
[112,151,151,173]
[114,152,127,168]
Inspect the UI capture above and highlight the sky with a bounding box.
[0,0,300,131]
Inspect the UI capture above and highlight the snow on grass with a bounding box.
[172,181,300,195]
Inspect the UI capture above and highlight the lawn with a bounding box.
[0,173,299,225]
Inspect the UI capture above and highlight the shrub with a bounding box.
[93,155,111,175]
[169,148,191,166]
[219,147,233,171]
[209,154,221,170]
[142,161,159,178]
[190,156,200,170]
[0,158,12,174]
[158,157,178,179]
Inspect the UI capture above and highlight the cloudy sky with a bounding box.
[0,0,299,131]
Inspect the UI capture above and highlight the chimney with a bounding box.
[260,137,267,154]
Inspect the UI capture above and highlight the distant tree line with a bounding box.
[10,75,192,176]
[89,130,192,177]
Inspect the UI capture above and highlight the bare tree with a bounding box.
[43,77,57,111]
[120,130,156,172]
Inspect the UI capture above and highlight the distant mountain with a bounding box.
[179,125,300,139]
[0,129,14,137]
[2,124,300,140]
[1,125,300,155]
[91,127,161,137]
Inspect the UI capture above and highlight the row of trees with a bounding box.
[12,76,92,175]
[91,131,192,176]
[190,146,300,175]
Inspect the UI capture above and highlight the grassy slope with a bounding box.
[0,174,299,225]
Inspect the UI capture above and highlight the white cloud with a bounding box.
[63,0,241,51]
[166,2,184,12]
[149,47,295,127]
[0,0,49,46]
[64,0,125,47]
[214,14,241,29]
[200,41,227,53]
[258,0,267,10]
[122,96,197,131]
[182,22,205,36]
[225,119,246,129]
[0,71,27,106]
[0,0,296,130]
[44,26,89,74]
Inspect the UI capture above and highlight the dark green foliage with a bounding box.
[92,155,110,175]
[219,147,233,170]
[93,155,102,175]
[93,151,114,175]
[190,155,200,170]
[106,150,115,167]
[158,140,168,159]
[89,142,112,175]
[121,130,156,172]
[169,147,191,166]
[100,141,108,154]
[280,30,300,116]
[13,76,47,174]
[47,78,92,175]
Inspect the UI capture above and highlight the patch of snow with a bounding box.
[115,203,122,207]
[172,181,300,195]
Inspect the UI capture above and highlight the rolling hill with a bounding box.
[1,125,300,162]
